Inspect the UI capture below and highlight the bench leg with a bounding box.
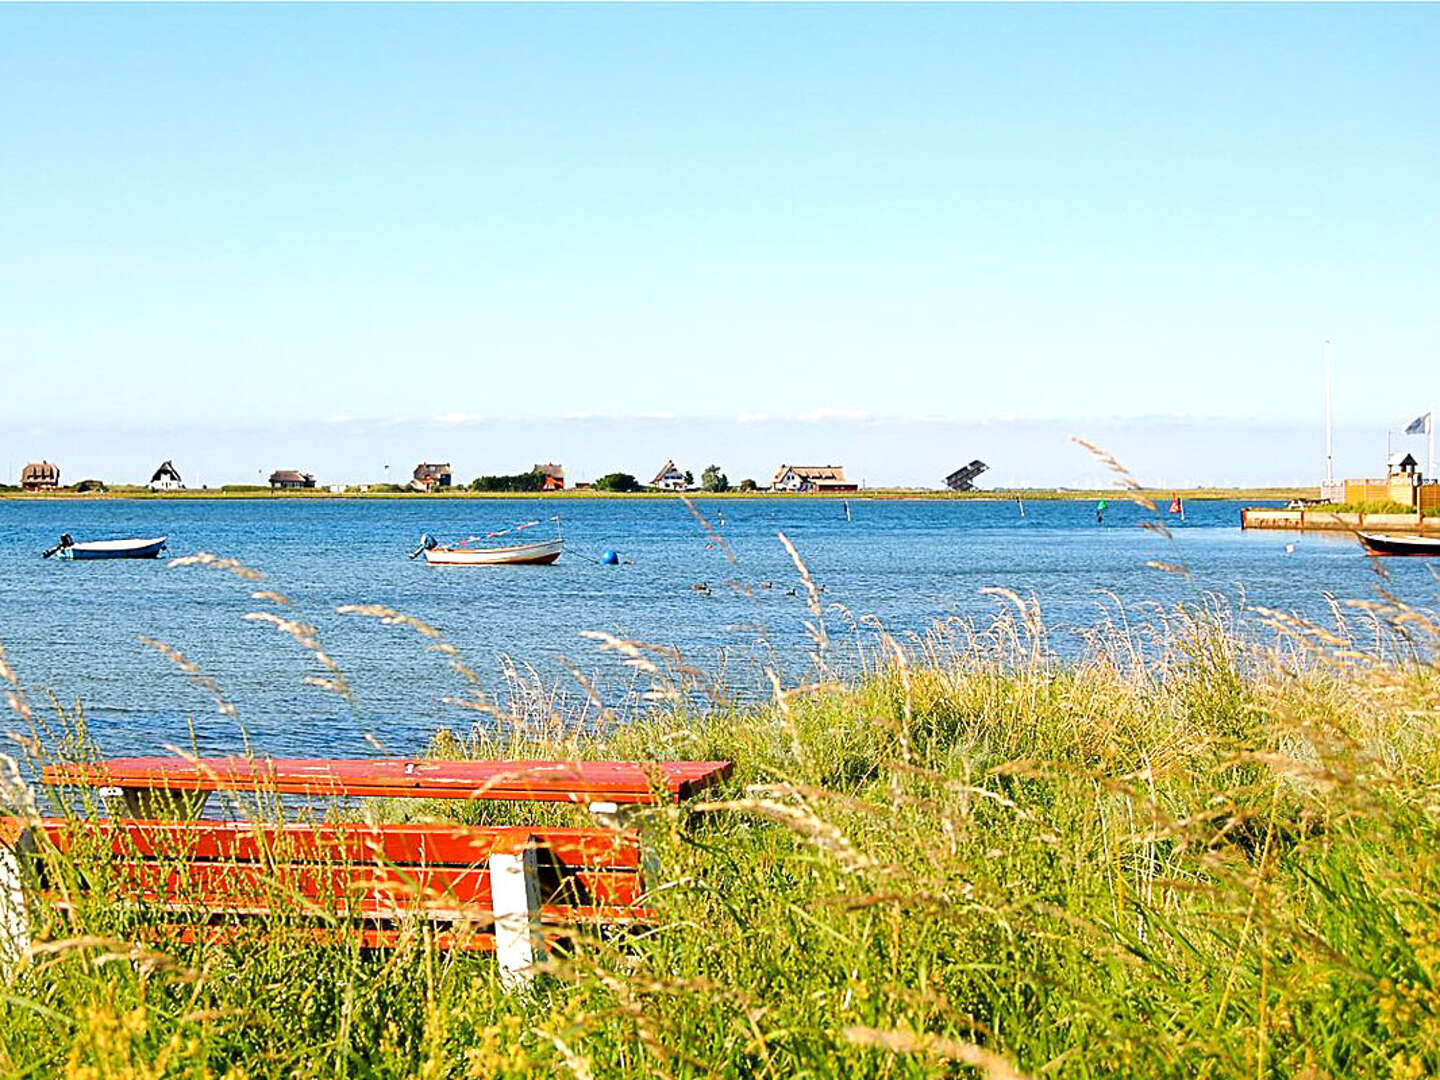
[0,847,29,972]
[489,841,544,991]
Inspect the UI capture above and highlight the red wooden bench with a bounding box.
[3,757,732,988]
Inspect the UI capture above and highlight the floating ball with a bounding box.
[601,549,620,565]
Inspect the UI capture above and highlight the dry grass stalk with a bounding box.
[777,531,829,664]
[677,493,737,565]
[555,655,620,730]
[167,552,266,581]
[335,603,443,639]
[138,636,238,717]
[1070,436,1160,514]
[578,631,687,703]
[843,1025,1034,1080]
[241,611,351,699]
[0,643,34,724]
[693,793,876,876]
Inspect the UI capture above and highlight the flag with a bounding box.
[1404,412,1431,435]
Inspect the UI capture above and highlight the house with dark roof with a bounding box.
[149,460,185,492]
[269,470,316,490]
[533,463,565,491]
[411,462,453,491]
[651,459,688,491]
[21,461,59,491]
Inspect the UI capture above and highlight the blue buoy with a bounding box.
[601,549,620,565]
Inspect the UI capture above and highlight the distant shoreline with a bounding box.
[1,487,1314,502]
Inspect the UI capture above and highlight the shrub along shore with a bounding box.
[1,596,1436,1078]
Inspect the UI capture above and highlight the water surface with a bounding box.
[0,496,1429,757]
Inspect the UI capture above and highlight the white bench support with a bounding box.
[488,835,544,991]
[0,846,30,972]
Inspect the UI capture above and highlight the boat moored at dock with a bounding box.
[1357,531,1440,557]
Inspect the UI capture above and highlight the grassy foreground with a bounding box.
[1,600,1438,1079]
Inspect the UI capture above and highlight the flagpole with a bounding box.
[1430,405,1435,481]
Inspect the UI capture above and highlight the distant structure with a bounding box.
[410,462,453,491]
[651,459,688,491]
[945,460,989,491]
[533,463,566,491]
[771,465,858,493]
[1341,452,1440,513]
[21,461,59,491]
[269,469,316,490]
[148,460,185,492]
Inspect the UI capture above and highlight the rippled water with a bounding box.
[0,496,1431,757]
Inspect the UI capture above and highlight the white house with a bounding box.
[651,459,688,491]
[148,460,185,492]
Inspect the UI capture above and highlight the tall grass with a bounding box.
[1,586,1438,1078]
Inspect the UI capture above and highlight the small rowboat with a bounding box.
[413,535,563,566]
[1357,532,1440,557]
[44,534,168,560]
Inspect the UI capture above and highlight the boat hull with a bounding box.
[422,538,563,565]
[1357,532,1440,557]
[61,537,168,560]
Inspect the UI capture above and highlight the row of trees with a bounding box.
[467,465,758,493]
[699,466,760,492]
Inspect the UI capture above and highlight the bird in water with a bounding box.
[759,582,772,590]
[785,588,797,597]
[692,582,711,595]
[1283,542,1297,555]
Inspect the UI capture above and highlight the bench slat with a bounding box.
[21,820,642,869]
[43,758,733,805]
[43,893,655,925]
[59,861,643,909]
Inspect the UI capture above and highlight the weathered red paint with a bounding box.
[43,757,732,804]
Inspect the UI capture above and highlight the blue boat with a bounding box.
[45,534,167,560]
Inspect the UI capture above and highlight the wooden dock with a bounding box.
[1241,507,1440,533]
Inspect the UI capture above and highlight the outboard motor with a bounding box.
[43,533,75,559]
[408,533,439,560]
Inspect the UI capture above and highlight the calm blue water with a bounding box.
[0,497,1432,758]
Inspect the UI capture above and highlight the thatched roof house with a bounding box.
[149,460,184,492]
[269,470,316,490]
[21,461,59,491]
[770,465,857,493]
[651,459,687,491]
[533,463,565,491]
[411,463,453,491]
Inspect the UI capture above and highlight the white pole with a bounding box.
[1324,339,1334,483]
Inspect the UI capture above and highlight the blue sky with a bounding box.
[1,3,1436,486]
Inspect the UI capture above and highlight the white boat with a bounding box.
[416,536,564,565]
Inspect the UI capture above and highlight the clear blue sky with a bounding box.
[1,3,1436,485]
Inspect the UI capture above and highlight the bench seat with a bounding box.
[0,818,650,986]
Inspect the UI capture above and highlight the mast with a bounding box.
[1324,339,1334,483]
